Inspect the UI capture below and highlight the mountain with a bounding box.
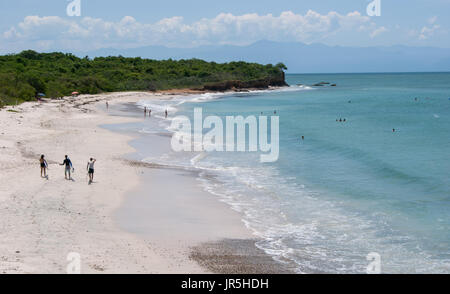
[77,40,450,73]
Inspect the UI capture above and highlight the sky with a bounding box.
[1,0,449,53]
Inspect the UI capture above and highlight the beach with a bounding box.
[1,72,449,274]
[0,91,291,274]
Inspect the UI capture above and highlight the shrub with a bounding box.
[0,50,287,105]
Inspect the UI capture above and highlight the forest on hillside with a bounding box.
[0,50,287,107]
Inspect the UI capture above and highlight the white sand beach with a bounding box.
[0,92,290,274]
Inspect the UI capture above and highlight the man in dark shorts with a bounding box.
[87,158,96,184]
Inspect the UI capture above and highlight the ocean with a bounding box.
[132,72,450,273]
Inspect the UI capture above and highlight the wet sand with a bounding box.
[110,95,295,274]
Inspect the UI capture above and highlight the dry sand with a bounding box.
[0,92,293,274]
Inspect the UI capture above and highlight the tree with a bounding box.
[275,62,287,71]
[0,50,287,105]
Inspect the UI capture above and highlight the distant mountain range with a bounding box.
[76,40,450,73]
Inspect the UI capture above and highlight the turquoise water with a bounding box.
[138,73,450,273]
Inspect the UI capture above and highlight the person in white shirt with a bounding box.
[86,158,96,184]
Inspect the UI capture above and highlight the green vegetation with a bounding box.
[0,50,287,107]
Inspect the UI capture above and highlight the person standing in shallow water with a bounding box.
[165,109,168,118]
[39,155,48,178]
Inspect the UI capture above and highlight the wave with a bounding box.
[132,84,450,273]
[137,84,313,114]
[191,158,450,273]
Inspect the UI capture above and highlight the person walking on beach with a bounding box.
[144,107,147,117]
[39,155,48,178]
[60,155,74,180]
[106,101,109,109]
[86,158,96,184]
[165,109,168,118]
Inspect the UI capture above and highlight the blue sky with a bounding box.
[1,0,449,53]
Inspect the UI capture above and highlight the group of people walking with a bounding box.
[39,155,97,184]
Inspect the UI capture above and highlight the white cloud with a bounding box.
[2,11,382,51]
[419,24,441,40]
[428,16,437,25]
[370,26,388,38]
[402,17,445,44]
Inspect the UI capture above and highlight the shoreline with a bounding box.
[0,85,290,109]
[107,95,296,274]
[0,91,294,273]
